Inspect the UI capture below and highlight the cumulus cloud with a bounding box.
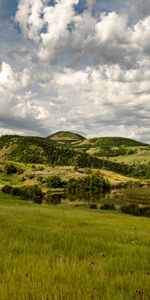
[14,1,150,68]
[27,60,149,141]
[15,0,44,42]
[0,62,49,135]
[0,61,29,91]
[39,0,80,60]
[15,0,80,61]
[132,16,150,55]
[0,0,150,141]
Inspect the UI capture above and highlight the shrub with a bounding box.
[1,185,13,194]
[5,164,17,174]
[74,166,78,172]
[37,175,43,182]
[47,176,66,188]
[27,173,35,179]
[121,204,150,217]
[45,193,62,205]
[11,187,22,196]
[21,185,44,204]
[20,176,26,182]
[0,168,3,173]
[84,168,92,175]
[37,176,47,184]
[31,165,36,169]
[101,203,115,210]
[38,166,44,171]
[66,174,111,195]
[121,204,138,215]
[2,183,44,204]
[89,204,97,209]
[17,168,24,175]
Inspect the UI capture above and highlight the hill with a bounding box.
[0,135,75,165]
[0,133,150,179]
[48,131,85,143]
[79,136,149,148]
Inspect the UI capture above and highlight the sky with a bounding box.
[0,0,150,141]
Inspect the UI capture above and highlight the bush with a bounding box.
[89,204,97,209]
[2,183,44,204]
[1,185,13,194]
[37,176,46,184]
[38,166,44,171]
[121,204,150,217]
[45,193,62,205]
[66,174,111,195]
[121,204,138,215]
[20,176,26,182]
[31,165,36,170]
[21,185,44,204]
[74,166,78,172]
[101,203,115,210]
[37,175,43,182]
[11,187,22,196]
[27,173,35,179]
[17,168,24,175]
[5,164,17,174]
[84,168,92,175]
[47,176,66,188]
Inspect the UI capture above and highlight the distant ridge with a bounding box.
[86,136,149,147]
[48,131,85,143]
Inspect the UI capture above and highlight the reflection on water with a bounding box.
[47,191,110,205]
[46,187,150,206]
[112,187,150,205]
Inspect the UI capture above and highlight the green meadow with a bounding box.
[110,150,150,165]
[0,193,150,300]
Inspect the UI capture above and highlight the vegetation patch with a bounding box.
[121,204,150,217]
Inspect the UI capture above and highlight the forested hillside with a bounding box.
[0,132,150,179]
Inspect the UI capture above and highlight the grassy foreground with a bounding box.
[0,194,150,300]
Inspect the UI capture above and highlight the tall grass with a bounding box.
[0,194,150,299]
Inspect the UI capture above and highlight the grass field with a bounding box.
[0,193,150,300]
[110,151,150,165]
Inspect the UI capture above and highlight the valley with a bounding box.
[0,131,150,299]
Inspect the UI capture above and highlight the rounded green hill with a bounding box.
[88,136,149,147]
[48,131,85,143]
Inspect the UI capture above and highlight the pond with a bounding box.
[46,187,150,207]
[112,187,150,205]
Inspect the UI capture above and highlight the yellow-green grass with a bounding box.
[0,162,140,190]
[110,151,150,164]
[99,169,139,185]
[0,193,150,300]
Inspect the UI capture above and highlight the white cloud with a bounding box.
[13,93,49,120]
[0,1,150,141]
[39,0,79,60]
[15,0,44,42]
[0,62,49,134]
[0,62,30,116]
[95,12,128,43]
[132,16,150,54]
[14,1,150,67]
[0,62,29,91]
[40,62,150,140]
